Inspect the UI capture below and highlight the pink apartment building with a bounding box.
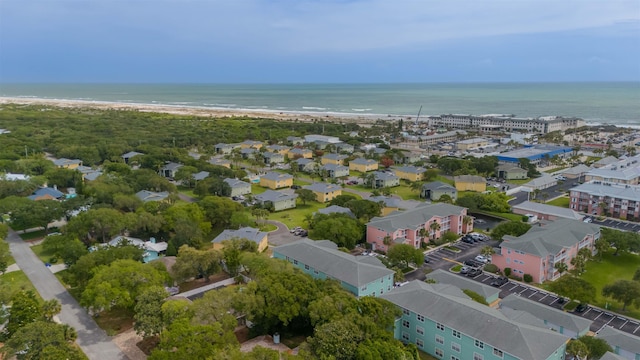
[570,181,640,220]
[491,219,601,283]
[366,203,471,252]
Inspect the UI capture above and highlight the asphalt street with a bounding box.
[6,229,128,360]
[509,179,579,206]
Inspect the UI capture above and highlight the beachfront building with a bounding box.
[496,164,528,180]
[53,158,83,169]
[303,183,342,203]
[254,190,297,211]
[287,148,313,159]
[585,155,640,185]
[381,281,570,360]
[403,130,467,147]
[259,172,293,189]
[512,201,583,221]
[456,137,490,151]
[596,326,640,360]
[273,239,394,297]
[349,157,378,172]
[454,175,486,192]
[425,269,500,305]
[212,226,269,252]
[491,219,600,283]
[366,203,470,252]
[321,163,349,178]
[427,114,584,134]
[570,181,640,219]
[223,178,252,197]
[394,166,426,182]
[421,181,457,201]
[497,145,573,164]
[158,162,183,179]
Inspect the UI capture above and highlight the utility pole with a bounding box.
[25,145,28,158]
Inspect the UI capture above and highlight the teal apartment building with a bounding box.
[381,281,569,360]
[273,239,395,297]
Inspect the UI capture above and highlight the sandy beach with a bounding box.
[0,96,404,125]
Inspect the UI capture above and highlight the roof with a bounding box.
[193,171,210,181]
[322,153,347,160]
[241,148,257,154]
[500,218,600,257]
[304,182,342,193]
[109,236,168,253]
[261,172,293,181]
[600,352,627,360]
[215,143,235,148]
[458,137,489,144]
[255,190,297,203]
[212,227,267,245]
[317,205,355,217]
[321,163,348,171]
[454,175,485,184]
[2,173,29,181]
[571,181,640,202]
[586,154,640,181]
[350,157,377,165]
[295,158,314,165]
[395,166,426,174]
[223,178,250,188]
[53,158,82,167]
[122,151,144,158]
[289,148,311,154]
[512,201,583,220]
[83,171,103,181]
[426,269,499,300]
[274,239,394,288]
[29,187,64,199]
[263,151,284,158]
[367,203,465,233]
[135,190,170,202]
[161,162,183,171]
[381,281,569,360]
[500,294,593,334]
[373,171,399,181]
[593,156,619,166]
[422,181,456,191]
[597,326,640,354]
[369,195,405,208]
[497,163,527,172]
[498,145,572,160]
[562,164,591,175]
[523,174,557,188]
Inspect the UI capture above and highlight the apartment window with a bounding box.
[493,348,504,358]
[452,330,461,339]
[293,260,298,265]
[451,342,461,352]
[403,308,410,316]
[436,322,444,331]
[402,332,410,341]
[473,353,484,360]
[417,314,425,322]
[435,348,444,358]
[435,335,444,345]
[416,339,424,348]
[285,256,290,261]
[402,320,410,328]
[313,270,319,274]
[475,339,484,349]
[304,264,309,270]
[417,326,424,335]
[451,357,460,360]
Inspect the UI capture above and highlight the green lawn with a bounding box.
[30,243,59,264]
[433,175,454,185]
[418,351,438,360]
[506,178,531,185]
[177,186,197,198]
[477,211,524,223]
[579,251,640,319]
[293,178,311,186]
[18,229,48,241]
[259,223,278,232]
[391,185,421,200]
[546,196,570,208]
[251,184,267,195]
[0,270,40,301]
[267,200,326,228]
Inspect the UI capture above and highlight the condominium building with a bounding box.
[570,181,640,220]
[427,114,584,134]
[585,155,640,185]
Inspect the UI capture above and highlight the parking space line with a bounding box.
[620,320,628,329]
[519,287,528,294]
[593,312,602,321]
[539,293,549,301]
[527,291,538,298]
[604,317,616,327]
[507,284,518,291]
[635,325,639,334]
[549,297,558,305]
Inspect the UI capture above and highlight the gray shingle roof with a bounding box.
[500,219,600,257]
[350,157,377,165]
[571,181,640,202]
[317,205,355,217]
[322,153,347,161]
[193,171,210,181]
[562,164,591,175]
[135,190,170,202]
[395,166,426,174]
[261,172,293,181]
[321,163,348,171]
[454,175,485,183]
[593,156,619,167]
[373,171,399,181]
[426,269,499,300]
[524,174,557,188]
[381,281,570,360]
[367,203,465,233]
[122,151,144,158]
[597,326,640,354]
[255,190,297,203]
[600,352,627,360]
[422,181,456,191]
[212,227,267,245]
[274,239,394,288]
[304,182,341,193]
[223,178,250,188]
[161,162,183,171]
[512,201,583,220]
[500,294,593,335]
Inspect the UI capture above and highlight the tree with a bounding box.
[2,321,83,360]
[480,246,494,258]
[594,238,610,260]
[548,276,596,304]
[66,244,144,288]
[295,188,316,205]
[0,239,10,275]
[308,317,364,360]
[380,156,394,169]
[566,339,589,360]
[149,318,238,360]
[344,199,382,221]
[602,280,640,311]
[221,238,258,276]
[386,244,422,268]
[328,194,358,207]
[429,221,441,241]
[193,177,232,197]
[409,181,423,193]
[190,286,239,331]
[134,286,168,339]
[570,247,592,275]
[462,215,473,233]
[113,194,143,212]
[634,267,640,282]
[554,261,568,276]
[423,169,438,182]
[576,335,613,360]
[171,245,222,282]
[174,165,198,187]
[2,290,42,340]
[490,221,531,241]
[197,195,243,228]
[309,215,364,249]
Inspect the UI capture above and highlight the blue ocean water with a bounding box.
[0,83,638,126]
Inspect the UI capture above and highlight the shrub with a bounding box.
[511,275,523,281]
[451,265,462,272]
[523,274,533,283]
[483,263,498,273]
[49,257,58,264]
[504,267,511,277]
[521,215,529,222]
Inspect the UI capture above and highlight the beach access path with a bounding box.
[5,228,129,360]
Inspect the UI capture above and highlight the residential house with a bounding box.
[491,219,601,283]
[260,172,293,189]
[395,166,426,182]
[223,178,252,197]
[349,157,378,172]
[304,135,341,144]
[381,281,569,360]
[496,164,528,180]
[265,145,290,156]
[316,205,355,218]
[192,171,210,182]
[254,190,297,211]
[240,140,263,149]
[401,152,422,164]
[425,269,500,305]
[1,173,29,181]
[512,201,583,221]
[369,195,422,216]
[593,156,619,168]
[561,164,590,179]
[53,158,82,169]
[109,235,168,263]
[159,162,183,178]
[596,326,640,360]
[499,294,592,338]
[287,148,313,159]
[454,175,486,192]
[121,151,144,164]
[208,157,231,168]
[212,226,269,252]
[522,174,557,191]
[262,152,285,165]
[321,153,348,166]
[28,187,65,201]
[321,163,349,178]
[370,171,400,189]
[570,181,640,219]
[294,158,316,173]
[76,165,103,182]
[273,239,394,297]
[303,182,342,203]
[286,136,304,146]
[335,142,355,154]
[135,190,170,202]
[366,203,471,252]
[421,181,457,201]
[240,148,257,159]
[215,143,237,155]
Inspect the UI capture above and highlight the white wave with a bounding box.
[352,108,372,112]
[203,103,237,107]
[302,106,327,110]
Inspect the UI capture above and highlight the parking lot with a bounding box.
[592,218,640,232]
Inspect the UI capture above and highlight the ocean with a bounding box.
[1,82,639,126]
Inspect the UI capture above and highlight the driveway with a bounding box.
[5,228,128,360]
[264,220,300,246]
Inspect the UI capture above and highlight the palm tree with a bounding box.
[462,216,473,234]
[418,228,428,246]
[480,246,494,258]
[382,235,393,248]
[429,222,441,241]
[410,181,424,193]
[554,261,568,276]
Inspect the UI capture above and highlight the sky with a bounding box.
[0,0,639,83]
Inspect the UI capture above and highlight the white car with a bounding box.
[475,255,489,264]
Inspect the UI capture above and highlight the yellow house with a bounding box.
[304,183,342,203]
[454,175,487,192]
[266,145,290,156]
[211,227,269,253]
[349,158,378,172]
[240,140,264,150]
[394,166,426,182]
[288,148,313,159]
[260,172,293,189]
[53,158,82,169]
[369,195,400,216]
[321,154,347,166]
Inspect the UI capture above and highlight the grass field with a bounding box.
[30,243,58,264]
[0,270,40,301]
[580,251,640,319]
[268,200,325,228]
[18,229,48,241]
[546,196,570,208]
[392,185,421,200]
[177,186,197,198]
[251,184,267,195]
[506,178,531,185]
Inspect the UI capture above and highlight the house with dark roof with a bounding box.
[496,164,528,180]
[421,181,457,201]
[262,151,285,165]
[159,162,183,178]
[303,182,342,203]
[500,294,592,338]
[596,326,640,360]
[316,205,355,218]
[28,187,65,201]
[135,190,170,202]
[426,269,500,305]
[293,158,316,173]
[366,203,470,252]
[273,239,394,297]
[223,178,251,197]
[491,219,601,283]
[121,151,144,164]
[321,163,349,178]
[381,281,569,360]
[192,171,210,182]
[254,190,297,211]
[214,143,238,155]
[212,226,269,252]
[76,165,103,182]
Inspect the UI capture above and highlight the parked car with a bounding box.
[462,236,475,244]
[423,256,431,264]
[583,217,593,223]
[291,185,301,190]
[459,266,470,274]
[490,276,509,287]
[475,255,489,264]
[575,303,588,313]
[466,268,482,277]
[464,259,483,268]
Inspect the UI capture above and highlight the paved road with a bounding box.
[264,220,300,246]
[6,229,128,360]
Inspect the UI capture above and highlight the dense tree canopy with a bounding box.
[309,214,364,249]
[490,221,531,241]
